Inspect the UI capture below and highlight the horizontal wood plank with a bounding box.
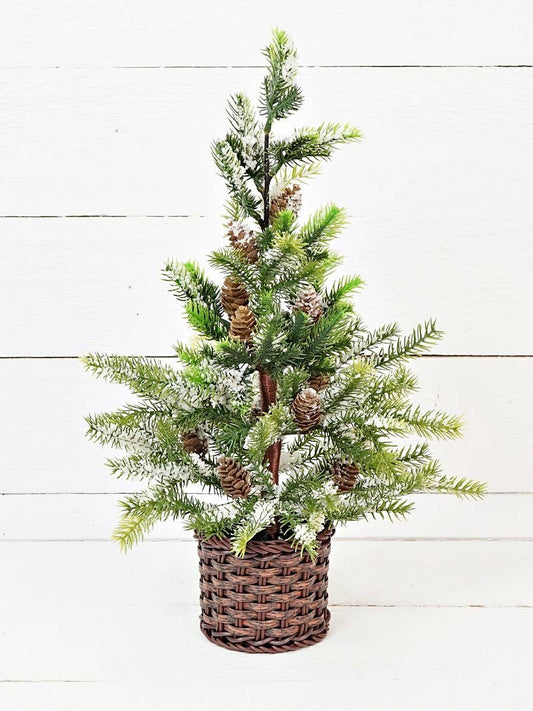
[0,492,530,541]
[2,540,532,612]
[3,68,532,220]
[2,67,531,354]
[2,604,532,710]
[1,0,532,67]
[1,357,531,493]
[2,211,531,355]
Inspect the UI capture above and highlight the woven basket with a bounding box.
[195,527,334,653]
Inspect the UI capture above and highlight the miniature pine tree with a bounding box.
[82,29,485,559]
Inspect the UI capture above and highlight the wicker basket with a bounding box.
[195,527,334,653]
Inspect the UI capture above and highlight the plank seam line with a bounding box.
[2,537,533,543]
[0,214,202,219]
[0,680,104,684]
[2,64,532,69]
[1,490,529,496]
[330,603,533,609]
[2,354,531,360]
[120,64,533,69]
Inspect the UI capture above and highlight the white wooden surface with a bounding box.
[1,2,532,708]
[1,0,532,66]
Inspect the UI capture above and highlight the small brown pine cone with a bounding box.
[229,305,256,343]
[292,387,321,433]
[239,238,259,263]
[308,373,330,393]
[221,277,249,317]
[270,184,302,223]
[249,402,263,421]
[227,222,259,263]
[293,286,323,323]
[330,461,360,493]
[217,456,251,499]
[180,430,208,455]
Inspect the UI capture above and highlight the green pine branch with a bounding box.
[259,28,303,129]
[271,162,321,194]
[372,320,443,369]
[334,497,414,525]
[246,403,293,464]
[163,261,222,313]
[185,301,229,341]
[271,123,362,171]
[81,354,185,403]
[211,139,262,222]
[298,204,349,248]
[208,246,260,293]
[113,483,208,550]
[322,275,364,308]
[389,405,464,440]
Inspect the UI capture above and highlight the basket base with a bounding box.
[199,609,331,654]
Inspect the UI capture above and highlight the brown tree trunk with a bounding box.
[258,369,281,485]
[258,131,281,539]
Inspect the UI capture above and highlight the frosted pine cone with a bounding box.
[293,286,322,323]
[221,277,249,317]
[229,305,256,343]
[270,184,302,223]
[180,430,208,455]
[308,373,330,393]
[217,456,251,499]
[330,461,360,493]
[292,387,321,432]
[227,222,258,263]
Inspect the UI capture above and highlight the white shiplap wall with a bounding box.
[1,2,532,709]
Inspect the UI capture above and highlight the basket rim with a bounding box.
[194,526,334,555]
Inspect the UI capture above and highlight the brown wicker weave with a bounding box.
[195,527,334,653]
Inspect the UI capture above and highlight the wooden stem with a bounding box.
[258,130,281,537]
[258,369,281,486]
[262,131,271,230]
[258,129,280,484]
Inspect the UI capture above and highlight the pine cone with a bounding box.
[221,277,249,317]
[249,402,263,421]
[292,387,321,432]
[293,286,322,323]
[180,430,208,455]
[227,222,258,263]
[330,461,360,493]
[229,305,256,343]
[217,456,251,499]
[270,184,302,223]
[308,373,330,393]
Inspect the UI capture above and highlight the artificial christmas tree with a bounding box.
[83,28,485,653]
